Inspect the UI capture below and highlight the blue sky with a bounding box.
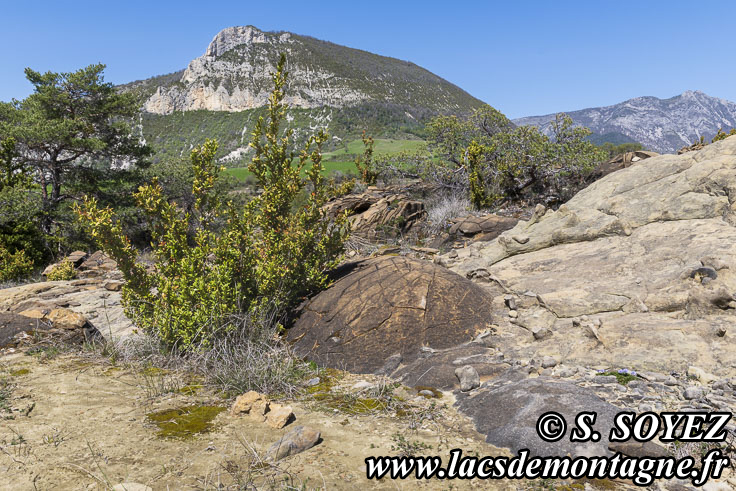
[2,0,734,118]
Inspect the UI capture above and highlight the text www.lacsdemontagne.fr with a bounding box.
[365,449,729,486]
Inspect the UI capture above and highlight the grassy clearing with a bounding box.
[224,160,358,182]
[223,138,424,182]
[323,138,426,160]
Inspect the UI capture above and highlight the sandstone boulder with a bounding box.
[442,135,736,378]
[0,274,133,340]
[288,256,494,374]
[588,150,659,181]
[455,377,625,457]
[266,425,321,461]
[448,214,518,242]
[323,188,424,238]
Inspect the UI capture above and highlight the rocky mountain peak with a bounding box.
[133,25,483,115]
[514,90,736,153]
[204,25,291,58]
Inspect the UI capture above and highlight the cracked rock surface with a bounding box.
[287,256,494,374]
[441,136,736,376]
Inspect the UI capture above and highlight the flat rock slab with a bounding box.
[455,377,624,457]
[391,343,509,390]
[449,214,518,240]
[288,256,494,374]
[0,281,134,340]
[0,312,49,347]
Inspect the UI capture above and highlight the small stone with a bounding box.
[532,327,551,340]
[266,425,321,461]
[411,247,439,255]
[687,366,718,384]
[627,381,649,390]
[266,404,294,429]
[556,367,578,378]
[418,390,435,398]
[352,381,375,391]
[231,391,269,418]
[18,309,47,320]
[104,280,123,291]
[684,386,705,400]
[512,235,529,244]
[305,377,320,387]
[455,365,480,392]
[46,308,87,329]
[571,317,581,327]
[508,310,518,318]
[65,250,89,267]
[503,295,517,310]
[541,356,557,369]
[713,379,732,391]
[593,375,618,384]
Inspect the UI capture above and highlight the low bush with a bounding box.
[0,245,34,282]
[425,109,606,208]
[76,55,348,350]
[712,128,736,143]
[425,193,471,234]
[46,260,76,281]
[354,132,378,185]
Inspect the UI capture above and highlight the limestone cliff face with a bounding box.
[140,26,482,115]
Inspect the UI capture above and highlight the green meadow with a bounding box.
[224,138,425,181]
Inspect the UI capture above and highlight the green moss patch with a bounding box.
[600,371,638,385]
[140,366,169,377]
[146,405,225,439]
[178,384,203,396]
[10,368,30,376]
[312,393,388,414]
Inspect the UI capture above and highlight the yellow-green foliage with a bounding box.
[467,140,496,209]
[712,128,736,143]
[46,260,76,281]
[0,245,33,282]
[76,54,348,350]
[328,177,356,197]
[354,131,379,185]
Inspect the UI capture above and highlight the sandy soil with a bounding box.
[0,350,514,490]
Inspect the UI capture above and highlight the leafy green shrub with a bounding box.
[0,245,33,282]
[426,111,606,208]
[46,260,76,281]
[467,140,496,209]
[76,55,348,350]
[712,128,736,143]
[354,132,378,185]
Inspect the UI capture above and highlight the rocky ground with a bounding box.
[2,136,736,489]
[0,350,513,490]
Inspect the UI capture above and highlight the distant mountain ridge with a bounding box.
[124,25,484,115]
[513,91,736,153]
[121,25,486,164]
